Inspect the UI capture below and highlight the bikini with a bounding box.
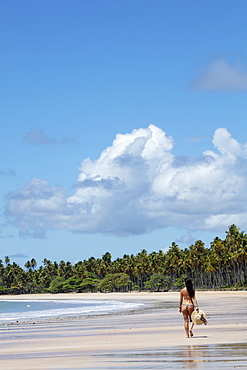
[182,303,194,322]
[182,304,194,308]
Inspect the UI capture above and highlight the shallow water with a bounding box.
[0,299,144,322]
[1,343,246,369]
[95,343,247,369]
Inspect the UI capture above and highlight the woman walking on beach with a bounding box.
[179,278,199,338]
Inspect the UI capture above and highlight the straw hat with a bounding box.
[191,310,207,325]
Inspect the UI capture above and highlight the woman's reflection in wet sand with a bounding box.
[184,345,208,368]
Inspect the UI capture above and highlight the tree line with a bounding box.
[1,224,247,294]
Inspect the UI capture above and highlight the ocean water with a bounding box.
[0,299,144,323]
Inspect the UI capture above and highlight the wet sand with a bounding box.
[0,291,247,369]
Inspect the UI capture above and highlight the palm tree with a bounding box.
[225,224,247,285]
[165,243,182,284]
[4,256,10,266]
[73,261,89,280]
[30,258,37,270]
[134,249,151,289]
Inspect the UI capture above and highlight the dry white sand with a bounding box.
[0,291,247,369]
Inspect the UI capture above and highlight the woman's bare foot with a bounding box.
[190,330,193,337]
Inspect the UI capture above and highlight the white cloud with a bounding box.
[191,59,247,92]
[5,178,68,238]
[5,125,247,237]
[212,127,243,157]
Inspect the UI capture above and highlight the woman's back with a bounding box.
[180,287,194,304]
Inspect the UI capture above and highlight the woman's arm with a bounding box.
[179,291,183,312]
[193,294,199,311]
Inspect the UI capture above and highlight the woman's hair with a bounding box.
[184,278,195,298]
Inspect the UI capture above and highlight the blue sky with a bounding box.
[1,0,247,266]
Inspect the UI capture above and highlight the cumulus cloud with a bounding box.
[5,125,247,237]
[24,128,77,145]
[5,179,68,238]
[191,59,247,92]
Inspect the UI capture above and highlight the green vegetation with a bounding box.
[1,224,247,294]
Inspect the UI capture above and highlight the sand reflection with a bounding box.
[108,343,247,369]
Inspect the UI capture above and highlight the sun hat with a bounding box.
[191,310,207,325]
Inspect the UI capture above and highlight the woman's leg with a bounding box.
[188,306,195,337]
[190,322,194,337]
[182,309,190,338]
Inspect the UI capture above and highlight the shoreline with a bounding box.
[0,290,247,327]
[0,291,247,369]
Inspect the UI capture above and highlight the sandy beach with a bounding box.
[0,291,247,369]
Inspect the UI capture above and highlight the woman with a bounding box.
[179,278,199,338]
